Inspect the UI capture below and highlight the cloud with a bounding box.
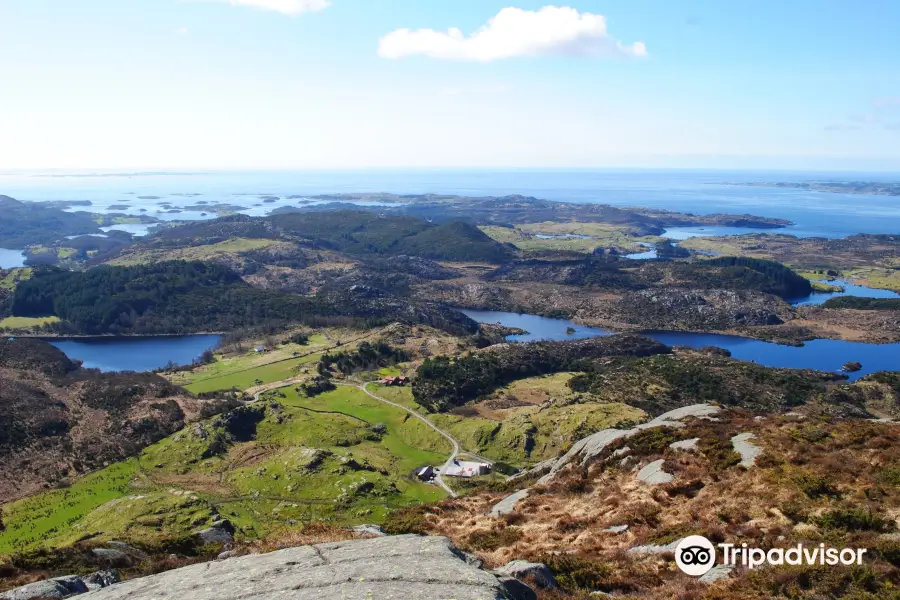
[824,123,862,132]
[185,0,330,16]
[176,27,189,35]
[378,6,647,62]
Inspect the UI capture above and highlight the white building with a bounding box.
[441,460,491,478]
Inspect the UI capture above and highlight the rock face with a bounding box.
[72,535,518,600]
[731,432,763,468]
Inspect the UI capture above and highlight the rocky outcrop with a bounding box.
[731,432,763,468]
[493,560,556,589]
[1,571,119,600]
[32,536,532,600]
[490,404,720,515]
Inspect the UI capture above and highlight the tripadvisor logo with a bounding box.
[675,535,868,576]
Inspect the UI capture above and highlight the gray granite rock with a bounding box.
[636,459,674,484]
[731,432,762,468]
[350,524,386,537]
[493,560,556,589]
[81,571,121,592]
[78,535,512,600]
[498,576,538,600]
[603,524,629,534]
[699,564,734,583]
[1,576,88,600]
[91,549,132,568]
[105,542,149,562]
[669,437,700,452]
[490,489,529,517]
[536,404,720,484]
[193,523,234,546]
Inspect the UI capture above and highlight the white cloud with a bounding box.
[185,0,330,16]
[176,27,189,35]
[378,6,647,62]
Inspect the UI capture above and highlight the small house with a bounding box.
[254,346,266,353]
[416,466,435,481]
[380,376,409,386]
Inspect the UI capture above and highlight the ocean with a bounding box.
[1,169,898,238]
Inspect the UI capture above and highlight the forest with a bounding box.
[412,334,669,412]
[10,261,334,334]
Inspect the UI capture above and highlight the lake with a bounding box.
[4,169,900,238]
[790,280,900,306]
[48,335,222,373]
[460,309,899,381]
[0,248,26,269]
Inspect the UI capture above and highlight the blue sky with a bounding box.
[1,0,898,171]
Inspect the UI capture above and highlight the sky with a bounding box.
[0,0,898,171]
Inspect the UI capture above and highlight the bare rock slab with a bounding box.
[78,535,510,600]
[637,459,674,484]
[731,432,762,468]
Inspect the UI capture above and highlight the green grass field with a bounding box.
[0,385,451,554]
[0,315,60,330]
[184,353,322,394]
[0,461,141,554]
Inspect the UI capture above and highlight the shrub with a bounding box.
[815,507,892,532]
[382,506,429,535]
[464,526,522,551]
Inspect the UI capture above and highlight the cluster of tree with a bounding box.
[297,376,336,397]
[488,255,810,299]
[10,261,341,335]
[0,196,102,247]
[822,297,900,310]
[319,341,410,376]
[702,256,812,298]
[412,334,669,412]
[567,352,841,417]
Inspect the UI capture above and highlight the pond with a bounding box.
[790,280,900,307]
[0,248,26,269]
[460,309,899,381]
[48,335,223,373]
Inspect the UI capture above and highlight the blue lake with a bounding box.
[0,248,26,269]
[790,280,900,306]
[48,335,223,373]
[461,309,899,381]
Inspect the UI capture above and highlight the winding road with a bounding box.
[358,382,460,497]
[252,379,467,498]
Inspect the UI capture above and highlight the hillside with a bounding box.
[407,408,900,599]
[0,339,201,503]
[9,261,478,336]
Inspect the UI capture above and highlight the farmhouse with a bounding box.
[441,460,491,478]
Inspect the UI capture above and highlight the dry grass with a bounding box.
[418,411,900,598]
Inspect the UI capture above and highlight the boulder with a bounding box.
[636,459,674,485]
[91,549,132,568]
[350,524,386,537]
[490,489,529,517]
[194,520,235,546]
[497,577,538,600]
[81,571,121,591]
[1,575,88,600]
[493,560,556,589]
